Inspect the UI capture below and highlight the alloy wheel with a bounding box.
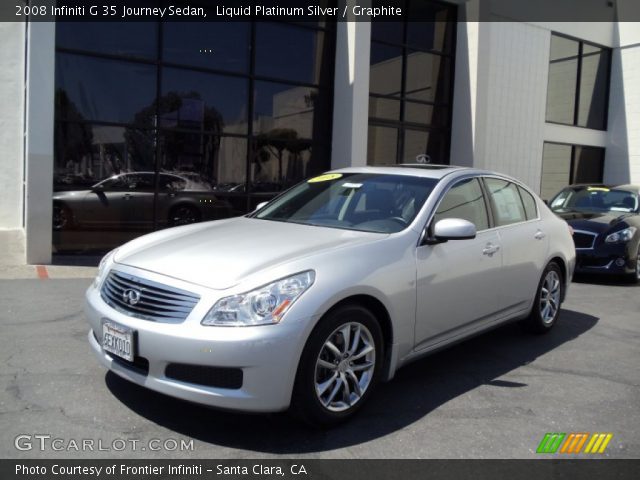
[171,206,198,226]
[539,270,561,324]
[314,322,376,412]
[53,205,68,230]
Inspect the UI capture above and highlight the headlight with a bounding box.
[201,270,315,326]
[93,249,118,288]
[605,227,637,244]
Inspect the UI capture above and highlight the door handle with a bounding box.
[123,194,132,200]
[482,243,500,256]
[534,230,546,240]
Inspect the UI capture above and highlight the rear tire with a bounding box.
[525,262,564,334]
[291,304,383,427]
[169,205,201,226]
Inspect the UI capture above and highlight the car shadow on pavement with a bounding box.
[105,308,598,453]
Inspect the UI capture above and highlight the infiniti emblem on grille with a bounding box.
[122,288,141,306]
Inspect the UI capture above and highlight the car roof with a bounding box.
[565,183,640,192]
[330,164,492,180]
[614,184,640,192]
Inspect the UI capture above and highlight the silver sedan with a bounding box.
[85,165,576,426]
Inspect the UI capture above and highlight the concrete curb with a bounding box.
[0,264,97,279]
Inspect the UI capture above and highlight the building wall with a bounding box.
[451,10,627,194]
[0,22,25,231]
[605,22,640,185]
[476,22,549,191]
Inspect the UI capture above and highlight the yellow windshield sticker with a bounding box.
[587,187,609,192]
[308,173,343,183]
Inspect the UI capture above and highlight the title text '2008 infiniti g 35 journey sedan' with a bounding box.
[86,165,576,426]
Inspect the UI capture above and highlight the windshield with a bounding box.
[253,173,438,233]
[550,187,639,213]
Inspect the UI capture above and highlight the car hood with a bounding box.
[555,210,635,234]
[114,217,381,290]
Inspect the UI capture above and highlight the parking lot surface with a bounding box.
[1,276,638,458]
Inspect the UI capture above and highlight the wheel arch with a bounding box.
[547,256,568,302]
[311,294,395,381]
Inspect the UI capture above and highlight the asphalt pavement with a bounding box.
[1,275,638,459]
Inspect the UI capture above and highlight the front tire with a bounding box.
[292,304,383,427]
[626,245,640,284]
[53,203,73,230]
[525,262,564,334]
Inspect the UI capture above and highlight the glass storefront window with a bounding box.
[404,102,448,127]
[367,1,456,166]
[405,51,449,103]
[251,137,315,195]
[56,22,158,60]
[53,21,335,255]
[402,129,446,164]
[54,124,155,194]
[371,21,404,45]
[546,36,579,126]
[255,23,328,85]
[367,126,398,166]
[369,43,403,96]
[577,47,610,130]
[406,3,455,53]
[253,81,320,139]
[161,68,249,134]
[540,142,605,200]
[369,97,401,121]
[545,34,611,130]
[55,54,157,125]
[163,22,250,73]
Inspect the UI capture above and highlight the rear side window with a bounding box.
[518,186,538,220]
[433,178,489,230]
[484,178,527,226]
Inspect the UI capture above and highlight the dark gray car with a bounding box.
[53,172,234,230]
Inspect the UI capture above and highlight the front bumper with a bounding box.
[85,268,312,413]
[574,243,636,275]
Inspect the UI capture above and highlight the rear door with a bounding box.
[414,177,504,349]
[482,177,549,315]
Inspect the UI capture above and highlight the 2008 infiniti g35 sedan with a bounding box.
[86,165,576,426]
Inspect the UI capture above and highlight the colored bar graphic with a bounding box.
[536,433,566,453]
[538,432,613,454]
[560,433,588,453]
[573,433,589,453]
[560,434,575,453]
[585,433,614,454]
[598,434,613,453]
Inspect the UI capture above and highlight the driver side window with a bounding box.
[433,178,489,230]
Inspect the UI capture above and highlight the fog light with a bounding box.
[615,258,626,267]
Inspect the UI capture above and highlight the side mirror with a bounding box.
[91,184,104,192]
[254,201,269,212]
[432,218,477,242]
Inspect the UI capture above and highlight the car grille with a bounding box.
[101,270,200,323]
[573,230,597,249]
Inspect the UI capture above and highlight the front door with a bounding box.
[414,177,504,349]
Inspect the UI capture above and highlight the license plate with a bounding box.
[102,320,135,362]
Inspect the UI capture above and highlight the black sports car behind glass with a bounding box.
[549,184,640,283]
